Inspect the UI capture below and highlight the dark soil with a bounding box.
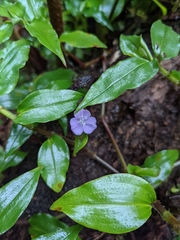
[1,20,180,240]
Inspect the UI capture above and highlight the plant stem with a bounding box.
[85,148,119,173]
[55,213,66,219]
[152,0,167,16]
[93,232,105,240]
[159,64,179,85]
[101,116,127,172]
[47,0,65,67]
[0,105,16,121]
[33,126,55,138]
[153,200,180,235]
[47,0,64,37]
[66,136,118,173]
[63,136,118,173]
[100,53,126,172]
[174,160,180,168]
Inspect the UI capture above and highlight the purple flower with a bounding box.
[70,109,97,135]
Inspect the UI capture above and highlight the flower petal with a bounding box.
[83,117,97,134]
[74,109,91,120]
[70,118,79,127]
[72,126,84,135]
[70,118,83,135]
[86,116,97,125]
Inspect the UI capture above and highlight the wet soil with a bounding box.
[1,21,180,240]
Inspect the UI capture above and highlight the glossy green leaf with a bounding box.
[151,20,180,60]
[76,57,158,111]
[59,116,68,136]
[47,80,73,90]
[6,1,25,19]
[0,146,5,172]
[60,31,107,48]
[51,174,156,234]
[0,89,29,110]
[24,18,66,66]
[33,225,82,240]
[0,40,30,95]
[38,135,69,193]
[120,35,153,60]
[0,146,4,160]
[5,123,32,159]
[127,164,160,177]
[17,0,45,21]
[0,22,13,44]
[142,149,179,188]
[64,0,113,30]
[0,150,27,173]
[64,0,83,17]
[109,0,125,21]
[33,68,74,90]
[98,0,124,20]
[73,133,88,156]
[29,213,68,238]
[14,89,83,125]
[0,1,14,18]
[84,9,113,31]
[0,167,41,234]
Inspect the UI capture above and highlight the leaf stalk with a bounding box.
[153,200,180,235]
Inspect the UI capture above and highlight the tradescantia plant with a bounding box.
[0,0,180,239]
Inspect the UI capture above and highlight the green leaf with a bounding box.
[33,225,82,240]
[120,34,153,60]
[64,0,83,17]
[24,18,66,66]
[0,1,13,18]
[59,116,68,136]
[17,0,45,21]
[109,0,125,21]
[51,174,156,234]
[38,135,69,193]
[0,22,13,44]
[76,57,158,111]
[0,149,27,173]
[151,20,180,60]
[99,0,125,21]
[0,89,29,110]
[0,167,41,234]
[0,146,4,159]
[73,133,88,156]
[60,31,107,48]
[0,146,5,171]
[64,0,118,31]
[29,213,68,238]
[14,89,84,125]
[142,149,179,188]
[127,164,160,177]
[83,9,113,31]
[7,1,25,19]
[33,68,74,90]
[4,123,32,159]
[0,39,30,95]
[47,80,73,90]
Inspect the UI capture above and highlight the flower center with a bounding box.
[79,116,87,126]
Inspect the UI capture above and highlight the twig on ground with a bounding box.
[85,148,119,173]
[93,232,105,240]
[101,116,127,172]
